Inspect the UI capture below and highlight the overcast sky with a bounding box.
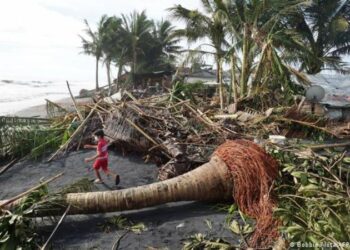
[0,0,200,82]
[1,1,349,83]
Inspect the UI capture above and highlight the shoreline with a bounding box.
[11,96,93,118]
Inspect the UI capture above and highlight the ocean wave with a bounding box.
[1,80,54,87]
[0,92,66,103]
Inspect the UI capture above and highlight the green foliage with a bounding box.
[81,11,181,88]
[0,125,64,160]
[0,117,76,160]
[212,203,238,225]
[182,233,233,250]
[169,81,207,103]
[270,145,350,246]
[286,0,350,74]
[99,215,147,234]
[0,211,38,250]
[59,178,93,195]
[0,187,48,250]
[0,179,94,249]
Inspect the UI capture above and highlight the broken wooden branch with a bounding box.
[0,158,18,175]
[45,99,69,114]
[0,172,64,209]
[277,117,339,137]
[124,117,171,159]
[124,90,141,105]
[66,80,84,120]
[308,142,350,150]
[40,204,71,250]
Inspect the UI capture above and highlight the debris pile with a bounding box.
[1,88,349,249]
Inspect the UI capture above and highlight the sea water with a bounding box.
[0,80,95,115]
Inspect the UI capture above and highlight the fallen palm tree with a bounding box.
[2,140,280,248]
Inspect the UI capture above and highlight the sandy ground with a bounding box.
[0,150,238,249]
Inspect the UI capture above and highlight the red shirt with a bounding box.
[97,138,108,160]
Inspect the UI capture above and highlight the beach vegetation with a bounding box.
[0,116,76,161]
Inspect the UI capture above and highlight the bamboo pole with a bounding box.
[45,99,69,113]
[183,103,221,133]
[40,205,71,250]
[66,81,84,120]
[124,118,171,159]
[0,172,63,209]
[124,90,141,105]
[277,117,339,137]
[308,142,350,150]
[125,103,163,122]
[0,158,18,175]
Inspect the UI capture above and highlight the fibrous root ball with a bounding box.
[215,140,280,248]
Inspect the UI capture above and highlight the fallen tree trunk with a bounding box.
[2,140,279,248]
[66,155,231,214]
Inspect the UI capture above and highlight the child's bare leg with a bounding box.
[94,169,103,183]
[106,169,117,178]
[106,169,120,185]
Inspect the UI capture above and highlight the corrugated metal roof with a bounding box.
[308,74,350,108]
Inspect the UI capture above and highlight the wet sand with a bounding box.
[0,150,237,249]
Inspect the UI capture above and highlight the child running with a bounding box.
[84,129,120,185]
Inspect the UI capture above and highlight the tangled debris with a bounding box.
[40,89,349,181]
[1,87,350,249]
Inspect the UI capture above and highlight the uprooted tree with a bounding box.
[2,140,279,248]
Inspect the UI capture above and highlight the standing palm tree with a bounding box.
[169,1,228,109]
[100,16,123,95]
[288,0,350,74]
[152,20,182,70]
[121,11,154,85]
[80,16,109,90]
[217,0,310,100]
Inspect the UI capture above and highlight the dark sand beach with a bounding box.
[0,149,237,249]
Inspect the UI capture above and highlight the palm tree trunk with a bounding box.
[117,63,123,84]
[240,24,250,97]
[132,39,137,87]
[216,59,220,83]
[230,54,238,113]
[106,60,112,96]
[25,156,232,215]
[251,43,269,92]
[116,62,124,92]
[95,56,100,91]
[218,58,224,110]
